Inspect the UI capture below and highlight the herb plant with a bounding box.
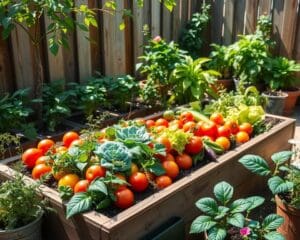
[0,133,21,160]
[239,150,300,209]
[179,3,211,59]
[190,181,284,240]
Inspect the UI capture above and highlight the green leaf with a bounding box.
[119,22,125,30]
[116,126,152,144]
[271,151,293,165]
[264,231,285,240]
[238,154,271,176]
[146,162,165,176]
[153,143,166,156]
[66,193,92,218]
[227,213,244,228]
[195,198,218,215]
[49,41,59,56]
[96,198,111,210]
[88,179,108,195]
[245,196,265,211]
[268,176,294,195]
[190,215,217,234]
[262,214,284,230]
[214,206,229,220]
[213,181,233,205]
[230,199,251,213]
[207,227,227,240]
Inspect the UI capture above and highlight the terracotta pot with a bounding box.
[283,88,300,116]
[275,195,300,240]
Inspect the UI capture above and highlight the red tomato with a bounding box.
[145,119,155,128]
[155,175,172,189]
[129,172,149,192]
[224,120,239,135]
[37,139,55,154]
[131,163,139,174]
[162,161,179,179]
[236,131,250,144]
[22,148,43,168]
[156,136,172,153]
[115,187,135,209]
[183,121,196,132]
[32,163,52,180]
[85,165,106,182]
[185,136,203,155]
[74,180,89,193]
[180,112,194,123]
[69,139,84,147]
[201,121,218,138]
[155,118,169,127]
[155,125,167,133]
[217,125,231,138]
[169,119,184,129]
[210,113,224,125]
[194,122,204,136]
[35,156,51,166]
[239,123,253,135]
[175,153,193,170]
[161,153,175,162]
[215,136,231,151]
[62,131,80,147]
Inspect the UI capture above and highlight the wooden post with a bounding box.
[233,0,246,40]
[211,0,224,44]
[223,0,235,45]
[244,0,259,34]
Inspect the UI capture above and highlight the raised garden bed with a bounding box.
[0,113,296,240]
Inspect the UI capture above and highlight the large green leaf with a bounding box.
[207,227,227,240]
[66,193,92,218]
[271,151,293,165]
[245,196,265,211]
[190,215,217,234]
[238,154,271,176]
[262,214,284,230]
[227,213,244,228]
[213,181,233,205]
[264,231,285,240]
[230,199,251,213]
[116,126,152,144]
[195,198,219,215]
[268,176,293,195]
[214,206,230,220]
[88,179,108,196]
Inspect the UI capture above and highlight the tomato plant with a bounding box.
[74,180,89,193]
[217,125,231,138]
[180,111,194,123]
[155,175,172,189]
[32,163,52,179]
[175,153,193,170]
[215,137,231,151]
[201,121,218,138]
[131,163,139,174]
[210,113,224,125]
[183,121,196,132]
[236,131,250,144]
[37,139,55,154]
[162,161,179,179]
[85,165,106,182]
[161,153,175,162]
[185,136,203,155]
[63,131,80,147]
[22,148,43,168]
[239,122,253,135]
[145,119,155,128]
[129,172,149,192]
[35,156,51,165]
[155,118,169,127]
[224,120,239,134]
[58,174,80,190]
[156,136,171,153]
[115,187,134,209]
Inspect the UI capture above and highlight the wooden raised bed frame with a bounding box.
[0,114,296,240]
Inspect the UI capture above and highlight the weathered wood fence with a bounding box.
[0,0,300,93]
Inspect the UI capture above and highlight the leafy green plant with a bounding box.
[239,150,300,209]
[0,133,21,160]
[42,80,77,132]
[264,57,300,91]
[190,181,284,240]
[179,3,211,59]
[169,56,220,104]
[0,172,46,230]
[0,88,37,138]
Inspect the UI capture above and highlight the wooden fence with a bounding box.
[0,0,300,93]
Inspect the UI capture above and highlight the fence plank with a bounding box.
[272,0,284,56]
[223,0,235,45]
[151,0,161,37]
[294,2,300,61]
[244,0,259,34]
[0,31,14,93]
[75,0,92,82]
[279,0,298,58]
[44,16,65,82]
[10,26,36,89]
[132,2,144,71]
[102,0,126,75]
[62,32,78,83]
[233,0,246,40]
[162,6,172,41]
[211,0,224,44]
[258,0,272,16]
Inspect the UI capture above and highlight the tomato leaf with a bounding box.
[88,179,108,196]
[66,193,92,218]
[146,161,166,176]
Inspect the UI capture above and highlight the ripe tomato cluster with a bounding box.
[21,111,254,211]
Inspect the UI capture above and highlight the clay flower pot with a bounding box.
[283,88,300,116]
[275,195,300,240]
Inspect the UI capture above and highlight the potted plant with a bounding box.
[0,171,47,240]
[207,44,233,92]
[263,57,300,115]
[190,181,284,240]
[239,148,300,240]
[168,56,220,105]
[137,36,186,106]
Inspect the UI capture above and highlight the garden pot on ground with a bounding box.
[283,88,300,116]
[262,92,288,115]
[0,211,43,240]
[275,195,300,240]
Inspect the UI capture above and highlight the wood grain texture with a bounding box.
[151,0,161,37]
[272,0,285,55]
[258,0,272,16]
[223,0,235,45]
[233,0,246,40]
[211,0,224,44]
[244,0,259,34]
[132,1,144,70]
